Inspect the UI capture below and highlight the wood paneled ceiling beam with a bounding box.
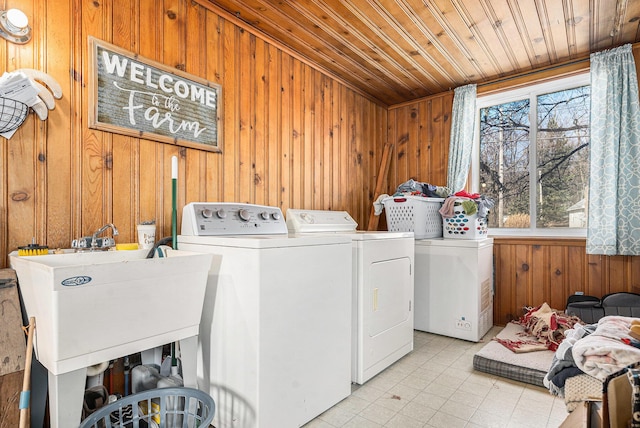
[339,0,446,91]
[612,0,629,46]
[616,1,640,44]
[536,0,562,63]
[477,0,521,72]
[299,1,428,94]
[200,0,640,104]
[506,0,542,67]
[419,0,489,82]
[212,0,403,101]
[563,0,578,57]
[447,0,507,77]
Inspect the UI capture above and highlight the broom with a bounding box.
[19,317,35,428]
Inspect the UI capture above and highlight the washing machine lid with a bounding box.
[414,237,493,248]
[342,230,414,241]
[286,209,357,233]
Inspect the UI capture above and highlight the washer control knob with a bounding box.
[238,209,251,222]
[202,208,213,218]
[259,211,269,220]
[216,209,227,219]
[271,211,282,221]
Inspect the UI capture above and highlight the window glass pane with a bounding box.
[479,99,530,228]
[536,86,590,228]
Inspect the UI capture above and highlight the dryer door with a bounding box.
[368,256,412,336]
[358,238,414,383]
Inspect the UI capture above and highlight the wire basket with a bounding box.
[0,97,29,133]
[79,387,215,428]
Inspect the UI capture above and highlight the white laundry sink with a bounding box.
[10,248,218,375]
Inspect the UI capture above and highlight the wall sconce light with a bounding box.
[0,9,31,44]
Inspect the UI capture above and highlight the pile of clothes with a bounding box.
[493,303,583,354]
[545,316,640,397]
[373,179,495,218]
[373,179,450,215]
[439,190,494,220]
[393,179,450,198]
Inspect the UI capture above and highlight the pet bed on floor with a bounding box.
[473,322,554,387]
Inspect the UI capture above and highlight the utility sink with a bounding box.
[11,248,219,427]
[10,248,218,375]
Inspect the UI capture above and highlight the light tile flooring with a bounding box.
[304,327,570,428]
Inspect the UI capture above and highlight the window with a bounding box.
[472,74,591,236]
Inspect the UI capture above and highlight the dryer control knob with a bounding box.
[216,209,227,219]
[259,211,269,220]
[271,211,281,221]
[238,209,251,222]
[202,208,213,218]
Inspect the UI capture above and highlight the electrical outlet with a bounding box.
[455,318,472,331]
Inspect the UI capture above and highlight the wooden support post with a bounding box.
[367,143,394,231]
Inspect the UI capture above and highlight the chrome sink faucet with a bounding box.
[91,223,119,249]
[72,223,120,251]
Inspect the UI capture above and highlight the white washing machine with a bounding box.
[286,209,414,385]
[414,238,493,342]
[178,203,352,428]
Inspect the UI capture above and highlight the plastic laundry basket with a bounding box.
[79,387,215,428]
[382,195,444,239]
[442,199,489,239]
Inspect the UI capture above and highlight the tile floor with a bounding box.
[304,327,570,428]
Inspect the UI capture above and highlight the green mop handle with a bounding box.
[171,156,178,250]
[171,156,178,368]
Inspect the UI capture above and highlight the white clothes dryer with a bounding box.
[178,202,352,428]
[286,209,414,385]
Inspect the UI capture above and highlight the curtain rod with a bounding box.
[478,56,590,89]
[478,41,640,90]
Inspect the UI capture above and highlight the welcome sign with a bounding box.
[88,37,222,152]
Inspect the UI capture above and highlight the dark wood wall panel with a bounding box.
[0,0,386,267]
[386,93,454,193]
[493,239,640,326]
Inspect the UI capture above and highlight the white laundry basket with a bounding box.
[382,195,444,239]
[442,199,489,239]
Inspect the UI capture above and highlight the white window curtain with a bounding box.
[447,84,477,193]
[587,44,640,255]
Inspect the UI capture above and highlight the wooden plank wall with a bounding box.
[386,93,453,191]
[493,238,640,325]
[0,0,387,267]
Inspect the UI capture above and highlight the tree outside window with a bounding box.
[475,74,590,234]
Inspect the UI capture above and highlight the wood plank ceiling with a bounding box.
[207,0,640,105]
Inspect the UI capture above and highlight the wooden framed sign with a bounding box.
[88,37,222,152]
